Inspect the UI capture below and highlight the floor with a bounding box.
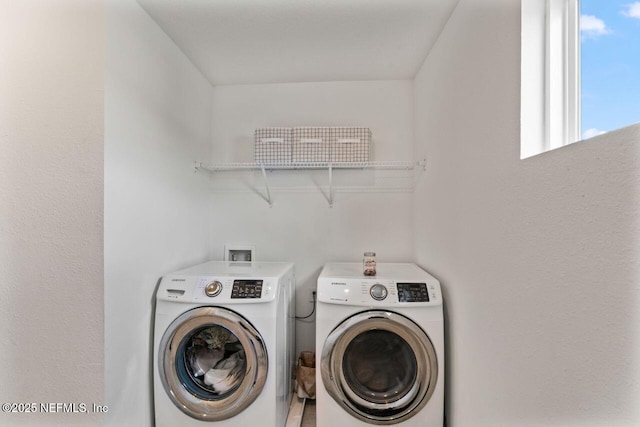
[285,395,315,427]
[301,400,316,427]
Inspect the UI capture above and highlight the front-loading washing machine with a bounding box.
[316,263,444,426]
[153,261,295,427]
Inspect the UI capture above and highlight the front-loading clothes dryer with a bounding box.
[316,263,444,427]
[153,261,295,427]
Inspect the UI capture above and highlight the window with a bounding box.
[521,0,640,158]
[581,1,640,140]
[521,0,579,158]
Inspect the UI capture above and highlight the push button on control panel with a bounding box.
[370,283,388,301]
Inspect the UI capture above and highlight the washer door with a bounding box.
[158,307,268,421]
[321,310,438,425]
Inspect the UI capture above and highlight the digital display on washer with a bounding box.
[231,280,263,299]
[397,282,429,302]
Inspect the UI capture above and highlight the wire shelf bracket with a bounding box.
[194,159,426,207]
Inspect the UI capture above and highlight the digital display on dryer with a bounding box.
[231,280,263,299]
[397,282,429,302]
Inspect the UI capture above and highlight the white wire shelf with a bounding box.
[194,159,426,207]
[194,160,424,172]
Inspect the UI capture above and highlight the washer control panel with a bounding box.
[155,277,275,303]
[231,280,263,299]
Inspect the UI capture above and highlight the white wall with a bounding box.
[413,0,640,426]
[0,1,104,426]
[105,1,213,426]
[209,81,416,352]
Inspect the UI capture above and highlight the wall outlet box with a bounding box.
[224,244,256,262]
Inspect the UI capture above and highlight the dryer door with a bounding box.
[157,307,268,421]
[321,310,438,425]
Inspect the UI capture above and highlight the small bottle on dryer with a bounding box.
[363,252,377,276]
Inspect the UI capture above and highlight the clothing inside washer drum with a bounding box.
[183,325,247,396]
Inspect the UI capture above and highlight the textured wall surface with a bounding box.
[0,1,105,426]
[105,1,213,426]
[413,0,640,425]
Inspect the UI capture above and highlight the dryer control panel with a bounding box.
[397,282,430,302]
[317,279,441,307]
[317,262,442,307]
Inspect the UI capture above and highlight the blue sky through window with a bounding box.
[580,1,640,139]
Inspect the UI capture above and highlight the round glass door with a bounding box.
[321,311,437,425]
[158,307,268,421]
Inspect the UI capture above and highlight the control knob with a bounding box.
[370,283,388,301]
[205,281,223,297]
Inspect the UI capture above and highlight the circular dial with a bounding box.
[369,283,388,301]
[204,281,223,297]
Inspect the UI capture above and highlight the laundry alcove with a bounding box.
[105,1,640,427]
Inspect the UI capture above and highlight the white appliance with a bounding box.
[153,261,295,427]
[316,263,444,426]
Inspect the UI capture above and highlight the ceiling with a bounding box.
[137,0,460,86]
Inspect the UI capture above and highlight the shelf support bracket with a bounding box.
[259,164,273,207]
[328,163,334,208]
